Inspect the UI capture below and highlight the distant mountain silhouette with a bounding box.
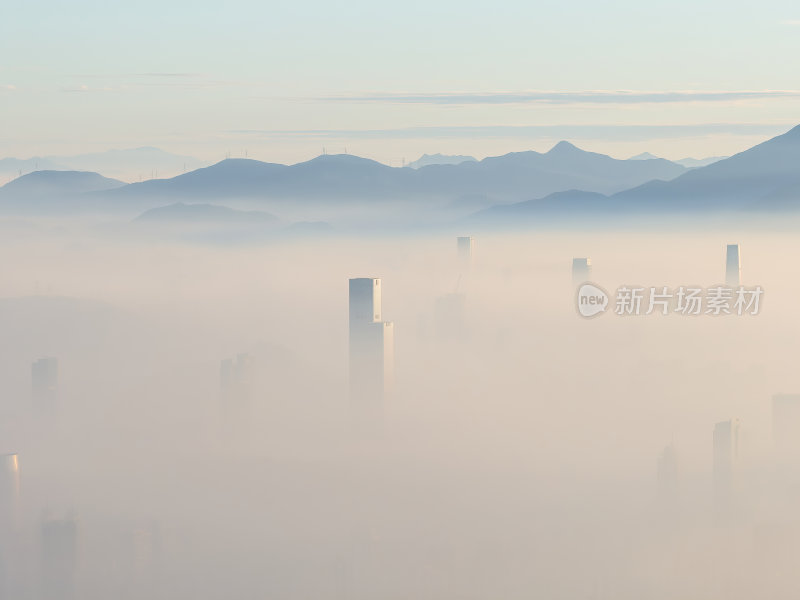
[135,202,277,224]
[407,153,477,168]
[0,157,64,180]
[614,125,800,210]
[629,152,725,168]
[6,127,800,224]
[674,156,727,168]
[472,190,610,223]
[0,147,204,182]
[471,125,800,225]
[0,171,125,213]
[105,142,686,206]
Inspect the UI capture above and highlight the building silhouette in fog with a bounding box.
[41,514,78,600]
[726,244,741,286]
[0,454,20,598]
[572,258,592,285]
[349,278,394,424]
[220,353,254,403]
[713,419,739,506]
[657,444,678,504]
[772,394,800,457]
[457,236,474,268]
[32,357,58,406]
[434,292,466,340]
[0,454,19,523]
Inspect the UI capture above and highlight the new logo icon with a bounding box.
[576,283,609,318]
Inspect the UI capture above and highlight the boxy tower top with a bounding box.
[349,278,381,324]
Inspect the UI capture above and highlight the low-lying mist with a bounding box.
[1,223,799,599]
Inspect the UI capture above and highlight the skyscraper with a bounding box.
[713,419,739,505]
[32,357,58,407]
[349,278,394,425]
[456,236,474,268]
[726,244,741,287]
[41,515,78,600]
[572,258,592,285]
[0,454,20,600]
[0,454,19,528]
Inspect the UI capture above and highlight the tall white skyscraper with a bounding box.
[726,244,741,287]
[572,257,592,285]
[349,278,394,424]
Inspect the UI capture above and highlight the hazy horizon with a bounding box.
[4,1,800,166]
[4,1,800,597]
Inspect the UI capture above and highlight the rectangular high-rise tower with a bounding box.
[349,278,393,425]
[572,257,592,285]
[726,244,741,287]
[349,278,381,327]
[457,236,474,267]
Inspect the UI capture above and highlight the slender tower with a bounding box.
[0,454,21,598]
[725,244,741,287]
[456,237,474,269]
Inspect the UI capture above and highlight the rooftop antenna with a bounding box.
[323,146,326,155]
[344,147,348,154]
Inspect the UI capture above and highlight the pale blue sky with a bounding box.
[2,0,800,164]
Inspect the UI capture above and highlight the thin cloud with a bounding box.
[134,72,204,78]
[60,84,127,93]
[318,90,800,106]
[230,123,792,141]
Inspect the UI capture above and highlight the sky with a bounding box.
[2,0,800,165]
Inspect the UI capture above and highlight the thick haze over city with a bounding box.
[3,1,800,599]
